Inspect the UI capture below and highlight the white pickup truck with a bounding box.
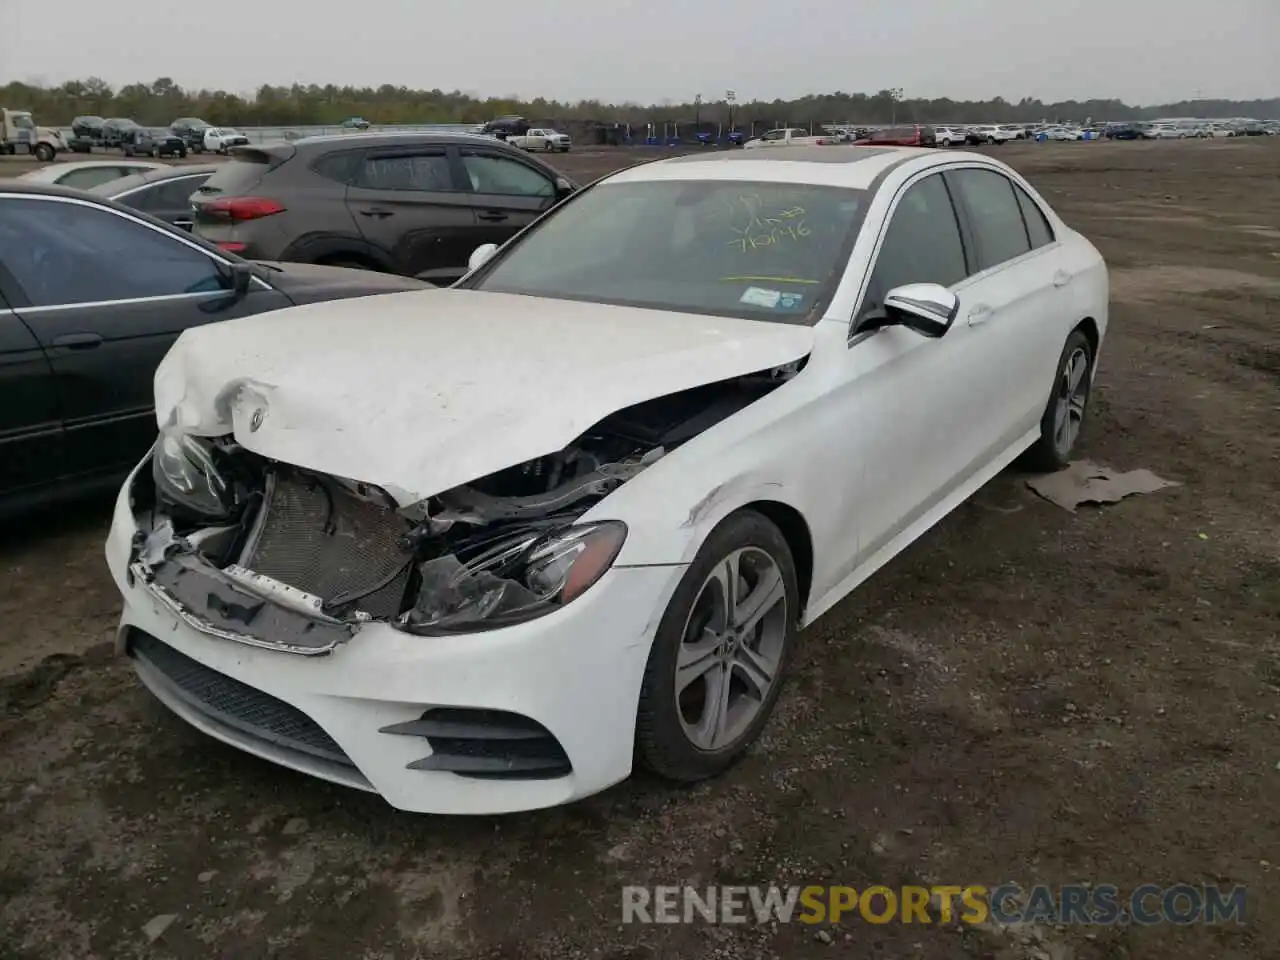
[203,127,250,153]
[506,128,572,152]
[742,127,836,149]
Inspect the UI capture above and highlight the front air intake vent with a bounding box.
[380,708,572,780]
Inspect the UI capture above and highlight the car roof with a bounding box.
[89,163,221,196]
[607,146,951,189]
[15,160,165,183]
[289,131,506,151]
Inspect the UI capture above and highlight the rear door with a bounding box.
[0,277,63,502]
[0,194,293,480]
[344,146,477,282]
[945,166,1066,452]
[455,146,560,250]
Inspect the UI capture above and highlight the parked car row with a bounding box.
[66,115,251,156]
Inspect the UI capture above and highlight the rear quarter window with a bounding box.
[310,150,363,184]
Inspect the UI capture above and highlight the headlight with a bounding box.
[152,430,232,521]
[399,521,627,634]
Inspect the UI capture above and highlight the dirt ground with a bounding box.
[1,139,1278,960]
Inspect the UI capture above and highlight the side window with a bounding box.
[761,130,782,141]
[460,153,554,198]
[149,176,210,211]
[1013,184,1055,249]
[858,173,967,322]
[352,151,454,192]
[58,167,133,190]
[0,198,225,307]
[311,150,362,184]
[951,169,1033,270]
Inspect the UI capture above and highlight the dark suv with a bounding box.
[191,133,578,284]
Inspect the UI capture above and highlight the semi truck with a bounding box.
[0,108,66,161]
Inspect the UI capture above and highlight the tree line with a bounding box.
[4,77,1277,128]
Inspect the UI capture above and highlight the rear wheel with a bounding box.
[636,510,799,781]
[1022,329,1094,471]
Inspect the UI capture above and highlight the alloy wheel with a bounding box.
[1053,346,1090,457]
[675,547,788,751]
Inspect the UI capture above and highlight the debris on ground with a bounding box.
[142,914,178,942]
[1026,460,1179,512]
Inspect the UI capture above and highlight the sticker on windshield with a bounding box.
[777,292,805,309]
[740,286,781,308]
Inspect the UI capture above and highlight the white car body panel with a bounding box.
[153,289,815,506]
[110,147,1109,814]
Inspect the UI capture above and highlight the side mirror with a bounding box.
[468,243,499,272]
[555,176,576,198]
[882,283,960,338]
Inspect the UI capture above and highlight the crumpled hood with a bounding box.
[154,289,813,505]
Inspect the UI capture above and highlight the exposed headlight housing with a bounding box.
[398,520,627,634]
[151,430,233,521]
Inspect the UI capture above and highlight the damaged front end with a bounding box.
[129,362,802,654]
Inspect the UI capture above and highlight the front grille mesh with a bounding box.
[129,630,354,767]
[240,472,412,618]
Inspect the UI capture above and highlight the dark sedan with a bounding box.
[0,181,434,518]
[90,164,220,230]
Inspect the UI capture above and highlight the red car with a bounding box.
[855,124,938,148]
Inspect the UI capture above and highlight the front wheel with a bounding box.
[1022,329,1095,472]
[34,143,55,162]
[636,510,799,782]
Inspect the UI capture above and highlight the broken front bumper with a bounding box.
[104,465,683,815]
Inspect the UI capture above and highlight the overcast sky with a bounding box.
[2,0,1274,105]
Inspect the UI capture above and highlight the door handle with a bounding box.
[358,208,394,218]
[1053,269,1073,288]
[966,304,994,326]
[51,333,103,350]
[477,211,508,222]
[173,219,194,231]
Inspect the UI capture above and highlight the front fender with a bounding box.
[588,469,808,570]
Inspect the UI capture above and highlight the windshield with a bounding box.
[468,179,868,324]
[12,113,34,130]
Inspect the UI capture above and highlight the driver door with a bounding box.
[0,195,290,480]
[830,172,992,582]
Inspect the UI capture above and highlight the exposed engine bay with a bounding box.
[131,361,802,650]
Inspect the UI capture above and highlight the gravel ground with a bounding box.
[1,139,1278,960]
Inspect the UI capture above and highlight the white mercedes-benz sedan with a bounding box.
[106,146,1108,814]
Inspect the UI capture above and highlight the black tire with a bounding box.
[34,143,55,162]
[544,139,553,151]
[635,509,799,782]
[1021,328,1095,472]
